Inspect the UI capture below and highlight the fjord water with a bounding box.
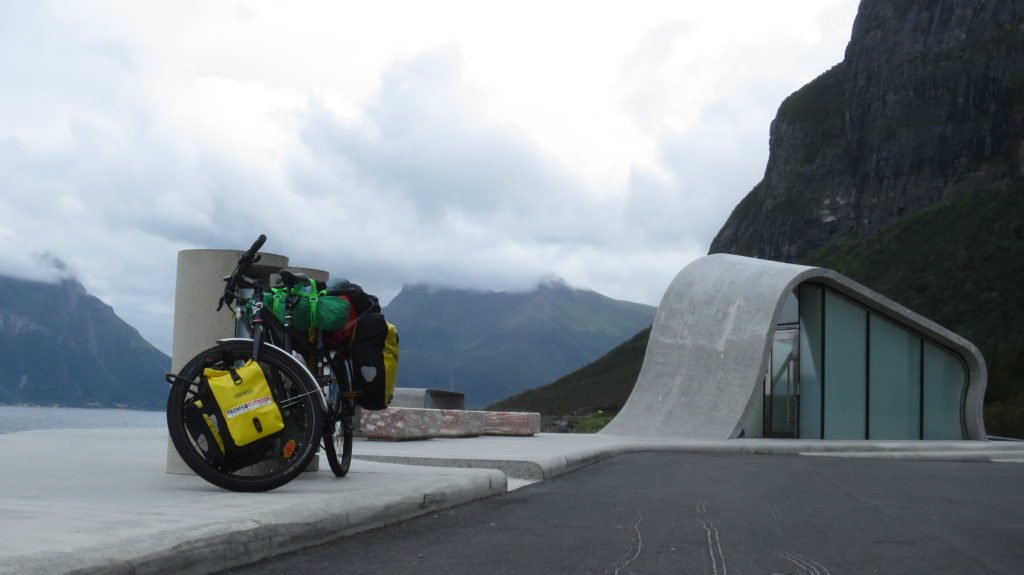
[0,405,164,435]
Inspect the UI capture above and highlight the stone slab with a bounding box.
[361,408,531,440]
[483,412,540,436]
[360,407,443,441]
[439,410,485,437]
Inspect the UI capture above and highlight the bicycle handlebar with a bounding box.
[247,234,267,256]
[218,234,267,311]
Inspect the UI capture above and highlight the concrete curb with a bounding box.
[800,450,1024,462]
[354,455,549,480]
[1,467,506,575]
[354,441,633,481]
[354,437,1024,483]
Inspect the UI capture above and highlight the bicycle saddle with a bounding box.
[277,268,309,288]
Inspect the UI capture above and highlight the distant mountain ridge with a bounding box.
[382,281,655,408]
[0,275,169,409]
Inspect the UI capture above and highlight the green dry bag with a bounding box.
[264,279,351,330]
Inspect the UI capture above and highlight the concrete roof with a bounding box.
[600,254,987,440]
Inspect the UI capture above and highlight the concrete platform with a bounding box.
[0,429,505,575]
[2,428,1022,575]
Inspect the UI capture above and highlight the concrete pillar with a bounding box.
[166,249,288,474]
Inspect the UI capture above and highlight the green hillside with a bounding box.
[805,186,1024,437]
[487,327,650,416]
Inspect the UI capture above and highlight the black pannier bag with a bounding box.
[348,312,399,410]
[323,280,398,410]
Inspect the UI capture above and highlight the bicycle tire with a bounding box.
[323,364,354,477]
[167,341,324,492]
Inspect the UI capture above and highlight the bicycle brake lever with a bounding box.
[218,293,235,312]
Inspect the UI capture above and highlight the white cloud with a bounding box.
[0,0,860,354]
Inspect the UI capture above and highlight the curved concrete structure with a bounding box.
[601,254,987,440]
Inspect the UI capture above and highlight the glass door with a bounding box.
[766,327,799,437]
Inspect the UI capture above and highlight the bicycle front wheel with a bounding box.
[323,363,354,477]
[167,341,324,492]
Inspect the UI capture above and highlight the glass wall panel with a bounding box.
[824,292,867,439]
[923,341,966,439]
[778,290,799,325]
[770,331,799,436]
[868,315,922,439]
[798,284,823,438]
[742,377,764,438]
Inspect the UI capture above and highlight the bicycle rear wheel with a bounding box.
[167,341,324,492]
[323,361,354,477]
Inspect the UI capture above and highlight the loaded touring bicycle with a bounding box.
[166,235,398,492]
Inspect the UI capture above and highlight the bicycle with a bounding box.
[166,234,356,492]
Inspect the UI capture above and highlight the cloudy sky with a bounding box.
[0,0,859,354]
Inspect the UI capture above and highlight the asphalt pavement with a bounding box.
[227,452,1024,575]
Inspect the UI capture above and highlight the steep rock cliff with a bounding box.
[710,0,1024,261]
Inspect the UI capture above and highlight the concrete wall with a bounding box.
[601,254,987,440]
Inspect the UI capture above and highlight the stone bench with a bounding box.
[359,407,540,441]
[483,411,541,436]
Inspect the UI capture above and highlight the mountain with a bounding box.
[710,0,1024,260]
[507,0,1024,436]
[0,275,170,409]
[382,281,655,408]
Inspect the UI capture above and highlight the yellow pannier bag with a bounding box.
[383,322,399,407]
[205,360,285,447]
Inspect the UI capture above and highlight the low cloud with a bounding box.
[0,2,858,354]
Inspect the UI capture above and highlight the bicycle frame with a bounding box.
[219,234,355,419]
[235,280,330,402]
